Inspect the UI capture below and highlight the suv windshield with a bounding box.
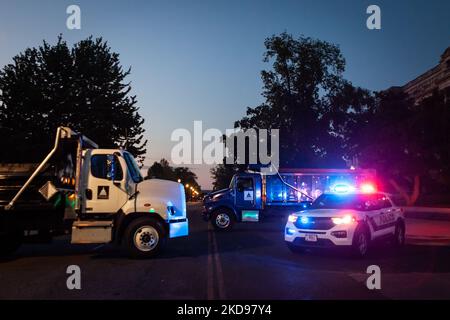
[123,152,143,183]
[310,193,378,211]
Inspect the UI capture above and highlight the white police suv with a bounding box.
[285,184,405,257]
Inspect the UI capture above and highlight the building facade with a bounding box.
[401,46,450,104]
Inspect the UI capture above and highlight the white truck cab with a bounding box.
[1,127,188,258]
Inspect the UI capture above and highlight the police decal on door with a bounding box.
[97,186,109,199]
[244,190,254,201]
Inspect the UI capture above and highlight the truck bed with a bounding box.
[0,163,62,210]
[0,163,68,233]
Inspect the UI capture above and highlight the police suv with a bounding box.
[284,184,405,257]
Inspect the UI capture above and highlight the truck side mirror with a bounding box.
[106,155,115,181]
[106,154,122,182]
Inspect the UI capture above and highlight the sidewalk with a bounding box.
[404,207,450,246]
[406,218,450,246]
[404,206,450,221]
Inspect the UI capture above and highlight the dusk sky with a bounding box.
[1,0,449,188]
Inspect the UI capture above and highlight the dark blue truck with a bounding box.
[203,168,376,230]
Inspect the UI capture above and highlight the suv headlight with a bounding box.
[332,215,355,225]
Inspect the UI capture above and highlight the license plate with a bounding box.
[305,234,318,242]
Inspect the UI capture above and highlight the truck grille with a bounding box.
[295,217,334,230]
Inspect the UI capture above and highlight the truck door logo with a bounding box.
[244,190,254,201]
[97,186,109,199]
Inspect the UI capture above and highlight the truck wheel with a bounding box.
[393,220,406,247]
[351,225,370,258]
[211,209,235,231]
[124,217,166,259]
[0,231,23,257]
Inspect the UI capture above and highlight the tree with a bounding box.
[235,32,372,168]
[147,159,175,180]
[210,163,245,191]
[174,167,201,190]
[146,159,202,199]
[0,35,147,165]
[347,89,450,205]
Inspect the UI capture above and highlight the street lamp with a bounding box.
[177,179,181,183]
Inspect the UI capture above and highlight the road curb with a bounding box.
[405,211,450,221]
[406,235,450,246]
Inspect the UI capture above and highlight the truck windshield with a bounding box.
[123,152,143,183]
[310,193,377,211]
[229,176,235,189]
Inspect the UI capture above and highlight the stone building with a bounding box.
[400,46,450,104]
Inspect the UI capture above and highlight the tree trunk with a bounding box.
[389,175,421,206]
[409,175,421,206]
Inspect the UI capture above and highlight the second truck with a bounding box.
[203,168,376,231]
[0,127,188,258]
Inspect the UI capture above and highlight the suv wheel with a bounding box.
[393,220,406,247]
[352,225,370,258]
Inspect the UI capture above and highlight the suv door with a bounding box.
[362,194,383,238]
[365,193,396,238]
[376,195,397,236]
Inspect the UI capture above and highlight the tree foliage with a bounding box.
[0,35,147,164]
[212,32,450,205]
[146,159,202,198]
[235,32,373,168]
[211,32,374,190]
[348,89,450,204]
[210,163,247,191]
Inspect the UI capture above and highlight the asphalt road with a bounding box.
[0,203,449,300]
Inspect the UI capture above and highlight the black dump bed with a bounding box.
[0,162,70,232]
[0,163,62,210]
[0,127,97,233]
[0,133,80,212]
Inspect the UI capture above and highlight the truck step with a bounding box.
[71,220,113,244]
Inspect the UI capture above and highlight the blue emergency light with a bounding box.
[333,183,352,193]
[300,216,309,224]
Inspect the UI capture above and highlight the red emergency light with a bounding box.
[360,183,376,194]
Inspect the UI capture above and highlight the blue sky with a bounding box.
[0,0,449,188]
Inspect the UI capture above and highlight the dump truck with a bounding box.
[0,127,188,258]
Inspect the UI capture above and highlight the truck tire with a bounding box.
[393,220,406,247]
[124,217,166,259]
[211,209,235,231]
[351,224,370,258]
[0,231,23,257]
